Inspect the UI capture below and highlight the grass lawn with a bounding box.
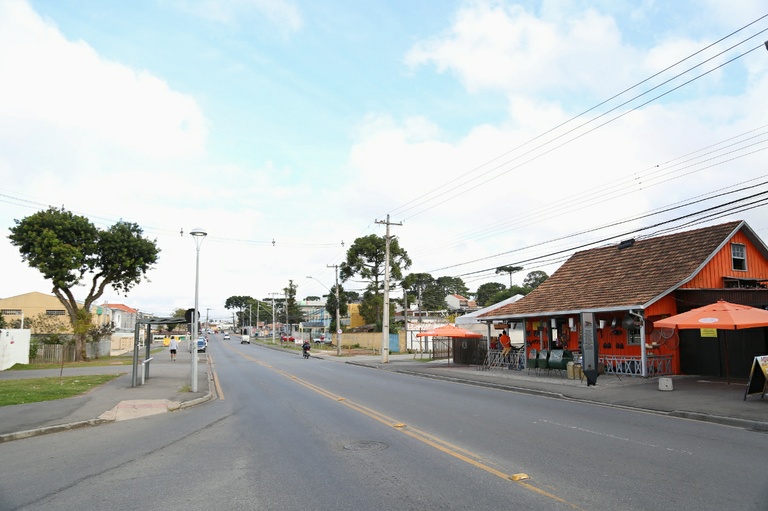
[8,347,166,371]
[0,374,122,406]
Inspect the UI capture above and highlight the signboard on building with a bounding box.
[580,312,599,386]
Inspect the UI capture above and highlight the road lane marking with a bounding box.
[222,344,586,510]
[537,419,693,455]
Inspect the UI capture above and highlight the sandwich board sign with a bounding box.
[744,355,768,400]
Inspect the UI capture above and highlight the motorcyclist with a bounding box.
[302,340,311,357]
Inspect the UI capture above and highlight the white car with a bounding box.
[241,335,250,344]
[223,333,230,340]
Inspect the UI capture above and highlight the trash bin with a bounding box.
[567,361,575,379]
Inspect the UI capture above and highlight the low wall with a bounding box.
[339,332,406,352]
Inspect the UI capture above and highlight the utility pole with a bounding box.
[269,292,279,343]
[328,264,342,356]
[375,214,402,363]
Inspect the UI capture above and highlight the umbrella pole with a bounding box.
[724,331,730,385]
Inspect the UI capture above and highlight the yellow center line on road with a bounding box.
[222,344,585,510]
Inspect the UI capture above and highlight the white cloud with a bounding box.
[0,1,207,175]
[405,2,635,100]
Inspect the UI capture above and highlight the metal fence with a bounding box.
[600,354,673,376]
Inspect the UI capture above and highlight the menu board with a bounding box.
[744,355,768,400]
[581,312,598,386]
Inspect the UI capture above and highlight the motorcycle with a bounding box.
[302,342,310,359]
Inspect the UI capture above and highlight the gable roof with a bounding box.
[105,303,138,314]
[480,221,756,320]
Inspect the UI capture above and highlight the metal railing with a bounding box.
[481,349,526,371]
[600,354,673,376]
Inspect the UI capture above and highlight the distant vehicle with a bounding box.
[196,337,207,353]
[223,333,230,340]
[281,335,295,343]
[241,334,250,344]
[313,338,322,344]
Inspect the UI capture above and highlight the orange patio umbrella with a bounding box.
[653,300,768,383]
[653,300,768,330]
[415,324,483,338]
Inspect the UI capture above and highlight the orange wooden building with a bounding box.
[479,221,768,379]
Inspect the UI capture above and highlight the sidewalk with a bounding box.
[0,347,212,442]
[2,345,767,444]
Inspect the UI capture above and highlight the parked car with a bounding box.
[281,335,295,343]
[223,333,230,340]
[313,338,322,344]
[196,337,207,353]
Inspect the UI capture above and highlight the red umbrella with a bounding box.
[415,324,483,338]
[653,300,768,330]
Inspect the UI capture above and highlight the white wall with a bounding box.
[0,329,31,370]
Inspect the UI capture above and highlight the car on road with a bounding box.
[196,337,207,353]
[223,333,230,340]
[241,334,250,344]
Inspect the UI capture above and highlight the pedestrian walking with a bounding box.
[169,336,179,361]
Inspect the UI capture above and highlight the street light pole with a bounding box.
[190,227,207,393]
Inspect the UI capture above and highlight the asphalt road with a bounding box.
[1,337,767,510]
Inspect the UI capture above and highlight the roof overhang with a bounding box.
[480,305,646,322]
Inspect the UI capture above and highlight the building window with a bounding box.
[45,310,66,315]
[1,309,22,315]
[731,243,747,271]
[627,327,641,346]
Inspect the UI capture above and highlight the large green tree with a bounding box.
[435,276,469,299]
[476,282,506,307]
[282,280,304,331]
[340,234,411,328]
[523,271,549,289]
[324,283,348,331]
[224,295,254,329]
[495,265,523,289]
[402,273,446,312]
[9,207,159,360]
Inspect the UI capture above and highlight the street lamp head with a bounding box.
[190,227,207,238]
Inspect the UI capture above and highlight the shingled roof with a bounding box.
[480,221,751,320]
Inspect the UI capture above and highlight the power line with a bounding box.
[385,14,768,222]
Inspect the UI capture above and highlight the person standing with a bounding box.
[499,330,512,360]
[169,336,179,361]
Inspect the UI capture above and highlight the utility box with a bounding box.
[658,377,673,391]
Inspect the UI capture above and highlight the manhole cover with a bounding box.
[343,441,388,451]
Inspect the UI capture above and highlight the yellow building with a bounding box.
[0,291,79,333]
[347,303,366,329]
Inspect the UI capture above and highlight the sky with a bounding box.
[1,0,767,322]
